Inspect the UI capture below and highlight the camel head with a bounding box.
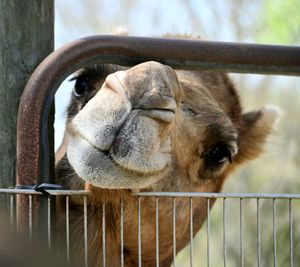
[65,61,279,191]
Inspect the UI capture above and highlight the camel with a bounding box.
[55,61,279,266]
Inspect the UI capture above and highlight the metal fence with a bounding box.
[0,189,299,266]
[3,35,299,266]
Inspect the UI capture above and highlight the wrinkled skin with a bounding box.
[56,61,279,266]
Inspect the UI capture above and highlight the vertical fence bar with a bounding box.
[28,195,33,240]
[10,194,14,230]
[155,197,159,267]
[102,203,106,267]
[189,197,193,267]
[83,195,88,267]
[48,196,51,251]
[138,197,142,267]
[16,194,19,233]
[172,197,176,267]
[223,198,227,267]
[120,197,124,267]
[66,196,70,265]
[289,199,293,267]
[257,198,261,267]
[273,199,277,267]
[240,198,244,267]
[207,198,210,267]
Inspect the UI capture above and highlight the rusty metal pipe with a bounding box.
[17,35,300,187]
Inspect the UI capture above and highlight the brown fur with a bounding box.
[56,59,277,266]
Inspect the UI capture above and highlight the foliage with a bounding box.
[256,0,300,45]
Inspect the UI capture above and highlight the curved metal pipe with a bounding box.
[16,35,300,186]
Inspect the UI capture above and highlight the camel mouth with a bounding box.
[67,107,173,189]
[75,128,171,174]
[67,131,171,189]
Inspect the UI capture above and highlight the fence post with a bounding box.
[0,0,54,188]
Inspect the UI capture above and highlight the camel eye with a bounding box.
[207,144,232,167]
[74,76,89,97]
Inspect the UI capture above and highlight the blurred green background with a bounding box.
[55,0,300,265]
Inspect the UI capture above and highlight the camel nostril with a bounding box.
[102,150,109,156]
[105,72,127,96]
[112,136,124,147]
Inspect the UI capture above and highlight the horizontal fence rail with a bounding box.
[1,189,300,199]
[0,189,89,195]
[1,189,299,266]
[134,192,300,199]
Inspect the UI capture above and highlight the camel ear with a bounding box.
[235,105,280,163]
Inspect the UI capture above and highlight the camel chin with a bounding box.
[66,131,171,189]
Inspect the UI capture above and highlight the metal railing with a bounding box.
[1,189,299,266]
[6,35,300,266]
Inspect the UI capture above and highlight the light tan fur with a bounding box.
[56,60,279,266]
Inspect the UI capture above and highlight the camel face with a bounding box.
[67,62,179,188]
[66,61,279,190]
